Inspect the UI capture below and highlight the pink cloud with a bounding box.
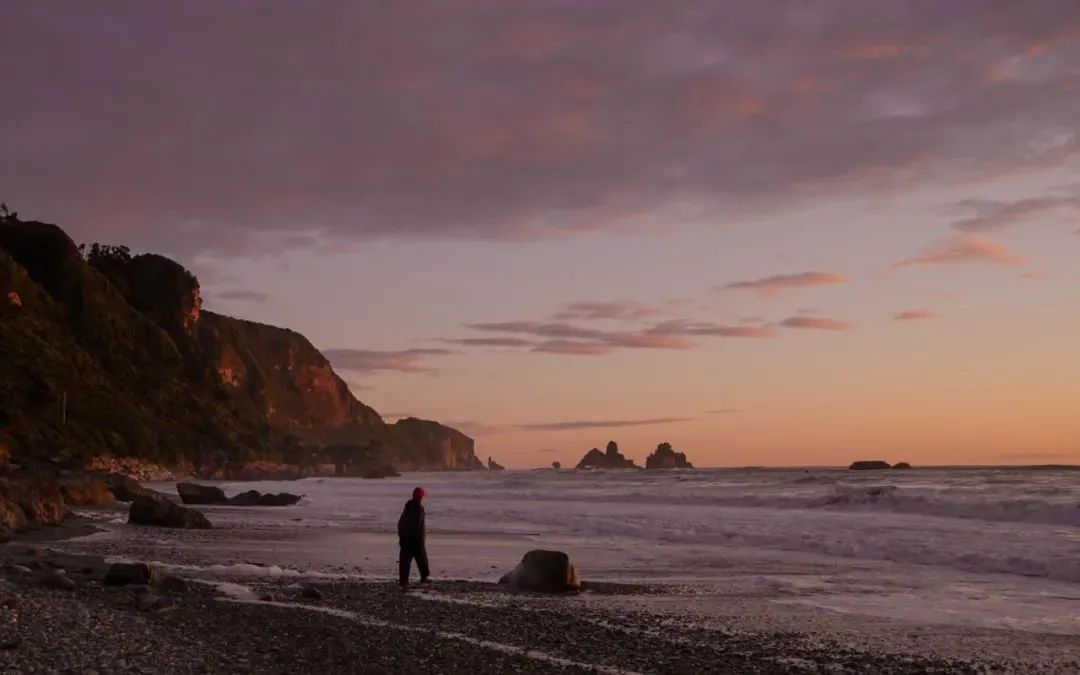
[553,299,663,321]
[721,271,850,297]
[322,348,453,373]
[650,320,775,339]
[894,309,939,321]
[951,195,1080,232]
[780,316,853,331]
[894,235,1027,268]
[446,337,535,348]
[532,340,613,356]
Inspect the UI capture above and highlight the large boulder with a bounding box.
[105,473,154,502]
[849,460,892,470]
[176,482,227,505]
[892,462,912,470]
[487,457,505,471]
[128,496,211,529]
[499,550,581,593]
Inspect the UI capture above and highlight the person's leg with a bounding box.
[415,543,430,581]
[399,545,413,587]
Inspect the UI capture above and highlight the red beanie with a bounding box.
[413,487,425,500]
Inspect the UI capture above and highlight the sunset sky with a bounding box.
[3,2,1079,468]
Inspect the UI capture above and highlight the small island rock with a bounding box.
[849,460,892,470]
[576,441,638,469]
[645,442,693,469]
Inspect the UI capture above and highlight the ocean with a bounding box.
[77,466,1079,636]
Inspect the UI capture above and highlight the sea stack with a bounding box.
[644,442,693,469]
[576,441,638,469]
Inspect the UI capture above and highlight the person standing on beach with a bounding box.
[397,486,429,589]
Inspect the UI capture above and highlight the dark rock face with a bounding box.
[0,471,113,540]
[176,482,227,505]
[128,496,211,529]
[551,461,561,470]
[892,462,912,469]
[645,443,693,469]
[576,441,638,469]
[849,460,892,470]
[104,562,156,586]
[487,457,505,471]
[198,311,384,443]
[499,550,581,593]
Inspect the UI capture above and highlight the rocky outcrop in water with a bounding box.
[849,460,892,470]
[644,442,693,469]
[892,462,912,469]
[176,482,226,505]
[576,441,638,469]
[176,482,301,506]
[487,457,505,471]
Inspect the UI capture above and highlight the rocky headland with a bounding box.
[0,215,488,481]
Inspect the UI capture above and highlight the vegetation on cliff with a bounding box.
[0,214,481,473]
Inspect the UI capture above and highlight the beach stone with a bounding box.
[299,585,322,600]
[136,592,175,612]
[128,495,212,529]
[104,562,156,586]
[5,564,32,575]
[176,482,227,505]
[499,550,581,592]
[33,569,76,590]
[156,574,189,594]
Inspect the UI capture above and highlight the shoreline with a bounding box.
[0,559,1021,675]
[4,530,1079,673]
[2,482,1078,673]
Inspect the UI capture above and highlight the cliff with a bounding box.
[391,418,484,471]
[0,217,481,473]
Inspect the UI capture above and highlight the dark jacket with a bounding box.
[397,498,425,545]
